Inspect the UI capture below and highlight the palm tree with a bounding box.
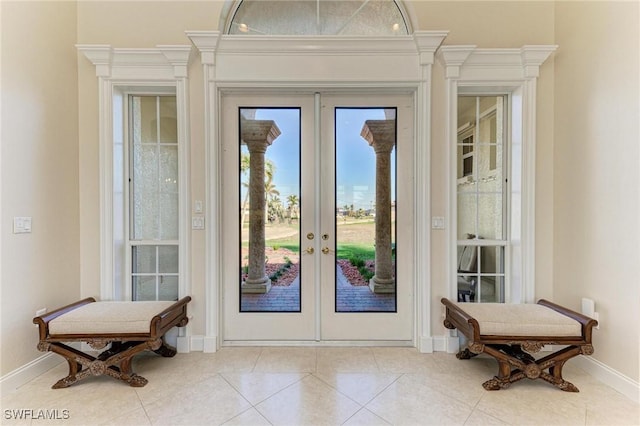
[240,152,251,229]
[287,194,299,223]
[264,180,280,223]
[240,152,277,230]
[268,196,285,223]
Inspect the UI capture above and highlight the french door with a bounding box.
[221,92,414,342]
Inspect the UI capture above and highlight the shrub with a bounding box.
[349,257,365,268]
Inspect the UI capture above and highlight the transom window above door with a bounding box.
[227,0,409,35]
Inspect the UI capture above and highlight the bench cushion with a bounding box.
[454,302,582,337]
[49,301,175,335]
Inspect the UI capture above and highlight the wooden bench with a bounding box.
[33,296,191,388]
[441,298,597,392]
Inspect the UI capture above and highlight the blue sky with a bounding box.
[242,107,396,211]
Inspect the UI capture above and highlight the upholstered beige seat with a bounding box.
[49,301,175,335]
[451,302,581,337]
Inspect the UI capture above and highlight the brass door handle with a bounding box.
[305,247,315,254]
[321,247,330,254]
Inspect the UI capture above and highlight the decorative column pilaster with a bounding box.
[361,119,396,294]
[241,118,281,294]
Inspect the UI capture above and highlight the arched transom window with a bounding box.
[227,0,409,35]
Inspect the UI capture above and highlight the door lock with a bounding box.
[306,232,315,240]
[322,234,329,240]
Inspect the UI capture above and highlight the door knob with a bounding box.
[321,247,330,254]
[306,233,315,240]
[305,247,315,254]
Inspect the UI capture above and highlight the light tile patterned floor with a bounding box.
[2,347,639,425]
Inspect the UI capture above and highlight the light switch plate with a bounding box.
[13,217,32,233]
[431,216,445,230]
[192,217,205,230]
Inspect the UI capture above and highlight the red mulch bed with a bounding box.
[337,259,373,286]
[241,247,392,287]
[242,247,300,286]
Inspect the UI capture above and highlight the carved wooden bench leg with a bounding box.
[40,339,164,388]
[41,343,97,389]
[476,343,584,392]
[152,337,177,358]
[535,345,582,392]
[456,348,478,360]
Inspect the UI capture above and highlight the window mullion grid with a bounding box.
[474,97,480,243]
[156,96,163,242]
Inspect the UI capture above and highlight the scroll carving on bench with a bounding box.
[33,296,191,388]
[441,298,598,392]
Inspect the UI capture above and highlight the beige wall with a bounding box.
[412,1,554,47]
[554,1,640,381]
[1,1,80,376]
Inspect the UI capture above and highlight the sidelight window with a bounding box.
[456,95,507,303]
[128,95,179,301]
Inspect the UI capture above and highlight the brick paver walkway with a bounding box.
[240,267,395,312]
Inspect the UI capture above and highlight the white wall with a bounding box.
[1,1,80,376]
[554,1,640,383]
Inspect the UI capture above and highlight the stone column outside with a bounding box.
[361,119,396,294]
[241,118,281,294]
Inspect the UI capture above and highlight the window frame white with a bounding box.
[438,45,557,304]
[126,92,181,302]
[77,46,192,306]
[456,94,509,303]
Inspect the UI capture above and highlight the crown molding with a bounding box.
[436,45,476,78]
[77,44,192,80]
[437,45,557,81]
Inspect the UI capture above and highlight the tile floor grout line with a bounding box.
[340,406,391,426]
[220,405,273,426]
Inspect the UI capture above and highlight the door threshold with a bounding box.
[222,340,415,347]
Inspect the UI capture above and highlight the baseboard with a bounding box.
[418,336,433,353]
[187,335,218,353]
[574,356,640,403]
[0,353,62,394]
[430,335,460,353]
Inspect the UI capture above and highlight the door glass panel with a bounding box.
[335,108,396,312]
[239,108,301,312]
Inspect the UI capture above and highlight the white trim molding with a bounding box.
[187,31,447,350]
[77,45,193,322]
[574,355,640,404]
[0,354,62,395]
[437,45,556,306]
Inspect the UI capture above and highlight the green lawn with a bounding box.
[335,243,375,260]
[263,239,374,261]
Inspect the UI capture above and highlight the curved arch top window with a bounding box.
[228,0,408,35]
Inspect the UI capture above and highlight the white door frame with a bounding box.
[220,92,415,344]
[187,31,447,351]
